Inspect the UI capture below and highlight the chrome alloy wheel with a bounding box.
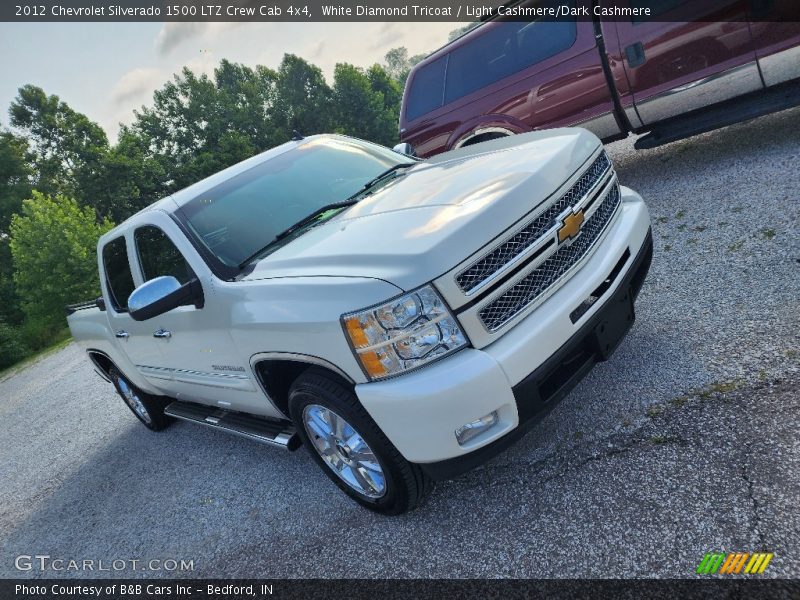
[117,377,152,425]
[302,404,386,498]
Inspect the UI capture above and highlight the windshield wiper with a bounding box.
[361,162,417,192]
[237,200,357,269]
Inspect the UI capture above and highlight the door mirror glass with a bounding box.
[392,142,417,157]
[128,276,203,321]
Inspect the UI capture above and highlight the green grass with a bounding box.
[670,395,688,407]
[676,210,686,219]
[708,379,743,394]
[761,228,776,240]
[650,435,672,445]
[0,329,72,382]
[647,405,663,418]
[728,240,745,252]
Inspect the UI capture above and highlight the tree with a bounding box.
[9,85,109,210]
[332,63,387,143]
[9,191,113,332]
[0,236,23,326]
[383,47,428,86]
[0,128,33,327]
[92,128,168,223]
[271,54,333,139]
[448,23,479,41]
[0,128,33,233]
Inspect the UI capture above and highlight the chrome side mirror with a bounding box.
[128,276,204,321]
[392,142,417,157]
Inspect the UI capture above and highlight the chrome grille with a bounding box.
[455,152,611,294]
[478,184,621,332]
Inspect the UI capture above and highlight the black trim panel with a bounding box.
[418,229,653,481]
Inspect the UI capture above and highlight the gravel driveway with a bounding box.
[1,107,799,578]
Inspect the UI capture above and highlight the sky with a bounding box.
[0,21,456,141]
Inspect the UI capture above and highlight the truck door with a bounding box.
[748,0,800,87]
[101,234,172,389]
[130,215,274,417]
[609,0,761,126]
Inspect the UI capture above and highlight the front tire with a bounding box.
[288,370,433,515]
[109,367,173,431]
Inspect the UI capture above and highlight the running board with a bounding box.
[635,78,800,150]
[165,401,300,450]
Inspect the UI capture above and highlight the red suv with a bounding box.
[399,0,800,156]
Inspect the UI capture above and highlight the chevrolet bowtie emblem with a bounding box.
[558,210,585,243]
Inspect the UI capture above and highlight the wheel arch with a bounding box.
[454,126,516,149]
[86,349,116,382]
[251,353,355,419]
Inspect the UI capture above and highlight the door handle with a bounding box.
[115,330,129,339]
[153,328,172,339]
[625,42,646,68]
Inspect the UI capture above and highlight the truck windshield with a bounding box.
[178,137,409,269]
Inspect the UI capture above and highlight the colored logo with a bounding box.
[557,209,585,244]
[696,552,774,575]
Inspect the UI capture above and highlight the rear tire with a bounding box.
[109,367,173,431]
[288,369,433,515]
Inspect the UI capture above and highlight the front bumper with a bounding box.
[421,228,652,479]
[355,188,652,476]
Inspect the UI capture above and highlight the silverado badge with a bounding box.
[558,209,585,244]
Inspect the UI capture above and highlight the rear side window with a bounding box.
[135,226,195,285]
[405,56,447,121]
[405,2,577,121]
[445,18,577,104]
[102,236,135,311]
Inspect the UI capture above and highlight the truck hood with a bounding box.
[241,129,600,291]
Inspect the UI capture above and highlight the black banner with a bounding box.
[1,0,799,22]
[3,579,800,600]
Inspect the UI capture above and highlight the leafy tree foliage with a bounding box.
[332,63,403,146]
[0,128,33,233]
[0,128,33,328]
[0,319,30,370]
[9,85,109,209]
[9,191,112,331]
[383,47,428,87]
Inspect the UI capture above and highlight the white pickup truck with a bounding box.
[67,131,652,514]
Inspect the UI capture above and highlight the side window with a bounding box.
[135,226,196,285]
[445,15,577,105]
[405,56,447,121]
[102,237,136,312]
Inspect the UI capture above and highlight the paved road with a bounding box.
[2,107,799,578]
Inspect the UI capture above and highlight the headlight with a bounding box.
[342,285,468,380]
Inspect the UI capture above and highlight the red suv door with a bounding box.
[610,0,761,126]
